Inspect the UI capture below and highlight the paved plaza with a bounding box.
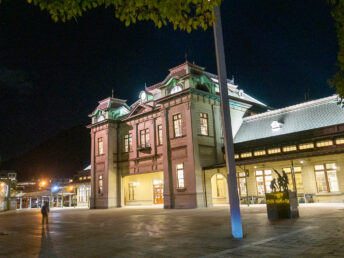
[0,204,344,257]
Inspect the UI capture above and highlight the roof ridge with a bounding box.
[243,95,338,122]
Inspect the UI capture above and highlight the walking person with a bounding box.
[41,201,50,225]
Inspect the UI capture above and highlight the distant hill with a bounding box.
[2,124,90,180]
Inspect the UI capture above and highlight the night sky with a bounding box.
[0,0,337,161]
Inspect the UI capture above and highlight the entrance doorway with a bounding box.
[153,184,164,204]
[211,173,229,204]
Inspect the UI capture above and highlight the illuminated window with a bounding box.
[97,137,104,155]
[157,125,163,145]
[267,148,281,154]
[98,175,103,195]
[83,176,87,180]
[79,177,83,181]
[140,129,150,148]
[254,150,266,156]
[282,167,304,193]
[336,138,344,145]
[316,140,333,147]
[314,163,339,193]
[240,152,252,158]
[255,170,272,195]
[124,133,132,152]
[173,114,182,137]
[176,164,185,188]
[200,113,209,136]
[283,145,297,152]
[299,143,314,150]
[170,85,182,94]
[215,174,226,197]
[128,183,135,200]
[234,154,239,159]
[237,172,247,196]
[87,176,91,179]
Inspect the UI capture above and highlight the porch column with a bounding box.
[69,195,72,207]
[29,198,32,208]
[20,198,22,209]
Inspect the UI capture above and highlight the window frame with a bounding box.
[200,112,209,136]
[314,163,339,193]
[97,137,104,155]
[98,175,103,195]
[176,164,185,189]
[157,125,163,145]
[139,128,150,148]
[124,133,132,152]
[173,114,182,138]
[255,169,273,195]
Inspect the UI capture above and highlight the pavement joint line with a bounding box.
[200,226,316,258]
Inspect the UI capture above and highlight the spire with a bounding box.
[185,52,188,62]
[111,88,114,98]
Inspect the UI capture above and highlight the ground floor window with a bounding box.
[176,164,185,188]
[255,169,272,195]
[98,175,103,195]
[128,183,135,200]
[237,172,247,196]
[282,166,304,193]
[214,174,226,197]
[314,163,339,193]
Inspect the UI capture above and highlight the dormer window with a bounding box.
[170,85,182,94]
[97,115,105,122]
[271,121,283,132]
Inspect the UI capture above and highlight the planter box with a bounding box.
[265,191,299,219]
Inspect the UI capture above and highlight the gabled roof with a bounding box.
[125,102,154,119]
[234,95,344,143]
[89,97,129,117]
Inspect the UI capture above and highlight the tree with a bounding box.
[24,0,222,33]
[330,0,344,99]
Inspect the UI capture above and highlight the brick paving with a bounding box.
[0,204,344,257]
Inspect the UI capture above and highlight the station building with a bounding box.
[88,62,344,209]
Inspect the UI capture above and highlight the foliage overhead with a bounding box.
[22,0,222,33]
[329,0,344,99]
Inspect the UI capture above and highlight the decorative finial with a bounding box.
[111,88,114,98]
[185,53,188,62]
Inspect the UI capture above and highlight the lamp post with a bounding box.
[213,6,243,239]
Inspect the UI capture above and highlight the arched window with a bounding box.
[170,85,182,94]
[196,83,210,92]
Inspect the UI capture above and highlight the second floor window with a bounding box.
[158,125,163,145]
[124,134,132,152]
[97,137,104,155]
[140,129,150,148]
[173,114,182,137]
[200,113,209,135]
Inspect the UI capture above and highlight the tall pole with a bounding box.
[213,6,243,239]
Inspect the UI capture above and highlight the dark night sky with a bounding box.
[0,0,338,161]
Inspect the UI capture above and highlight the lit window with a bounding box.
[79,177,83,181]
[98,175,103,195]
[97,137,104,155]
[283,145,297,152]
[83,176,87,180]
[87,176,91,179]
[140,129,150,148]
[214,173,225,197]
[314,163,339,193]
[254,150,266,156]
[170,85,182,94]
[200,113,209,136]
[176,164,185,188]
[316,140,333,147]
[240,152,252,158]
[173,114,182,137]
[234,154,239,159]
[299,143,314,150]
[158,125,163,145]
[267,148,281,154]
[237,172,247,196]
[124,134,132,152]
[282,167,304,193]
[255,170,272,195]
[336,138,344,145]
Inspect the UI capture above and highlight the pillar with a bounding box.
[20,198,22,209]
[29,198,32,208]
[69,195,72,207]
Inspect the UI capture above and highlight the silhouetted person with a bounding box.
[41,201,50,225]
